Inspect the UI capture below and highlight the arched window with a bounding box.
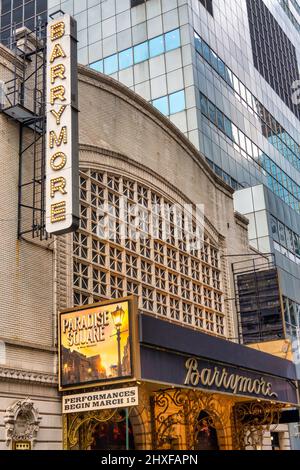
[72,168,225,336]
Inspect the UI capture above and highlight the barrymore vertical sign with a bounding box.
[46,15,79,235]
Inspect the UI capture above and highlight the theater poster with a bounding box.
[59,297,136,391]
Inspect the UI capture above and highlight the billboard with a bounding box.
[59,298,137,391]
[46,15,79,235]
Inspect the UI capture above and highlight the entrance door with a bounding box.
[195,411,219,450]
[90,411,135,450]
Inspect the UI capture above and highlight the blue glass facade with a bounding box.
[90,28,181,76]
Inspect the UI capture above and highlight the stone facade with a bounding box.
[0,43,61,450]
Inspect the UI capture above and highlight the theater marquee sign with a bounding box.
[46,15,79,235]
[184,358,278,399]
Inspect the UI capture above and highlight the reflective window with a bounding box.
[199,0,213,16]
[149,35,164,58]
[199,91,300,214]
[217,58,226,79]
[210,50,218,71]
[294,233,300,256]
[104,54,118,75]
[152,96,169,116]
[90,60,103,73]
[286,227,295,252]
[200,94,208,117]
[194,32,202,54]
[208,101,216,124]
[224,117,233,139]
[270,216,279,242]
[89,29,181,78]
[206,159,242,190]
[193,29,300,173]
[169,90,185,114]
[246,0,300,120]
[203,42,210,62]
[165,29,180,52]
[278,222,286,246]
[119,48,133,70]
[232,124,239,145]
[216,109,224,132]
[232,74,240,94]
[134,41,149,63]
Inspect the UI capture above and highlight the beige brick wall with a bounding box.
[0,44,60,450]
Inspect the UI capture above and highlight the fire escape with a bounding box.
[0,22,48,240]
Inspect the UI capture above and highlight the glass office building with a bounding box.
[0,0,47,47]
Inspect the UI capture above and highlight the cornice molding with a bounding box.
[0,366,57,386]
[0,43,24,69]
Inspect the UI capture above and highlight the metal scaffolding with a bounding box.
[232,253,285,344]
[0,20,48,240]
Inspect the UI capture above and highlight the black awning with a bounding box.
[139,314,297,381]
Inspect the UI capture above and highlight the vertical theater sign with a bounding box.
[46,15,79,235]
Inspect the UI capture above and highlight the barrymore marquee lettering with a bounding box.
[184,357,278,399]
[46,15,79,235]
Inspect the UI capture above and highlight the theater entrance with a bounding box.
[90,410,135,450]
[194,411,220,450]
[63,408,136,450]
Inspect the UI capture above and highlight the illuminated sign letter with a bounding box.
[51,64,66,84]
[46,15,79,235]
[50,21,65,41]
[49,126,67,148]
[50,85,66,105]
[50,43,66,63]
[50,152,67,171]
[50,177,67,197]
[51,201,67,222]
[50,105,67,125]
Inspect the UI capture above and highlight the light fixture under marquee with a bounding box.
[46,14,79,235]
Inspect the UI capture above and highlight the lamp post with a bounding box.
[111,305,125,376]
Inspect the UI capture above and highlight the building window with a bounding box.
[149,35,164,57]
[199,91,300,214]
[152,96,169,116]
[134,41,149,64]
[0,0,47,48]
[271,215,300,264]
[153,90,186,116]
[71,169,225,336]
[119,48,133,70]
[104,54,118,75]
[131,0,148,7]
[194,30,300,172]
[169,90,185,114]
[199,0,213,16]
[89,28,181,76]
[246,0,300,119]
[165,29,180,51]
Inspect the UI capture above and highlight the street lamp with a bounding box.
[111,305,125,376]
